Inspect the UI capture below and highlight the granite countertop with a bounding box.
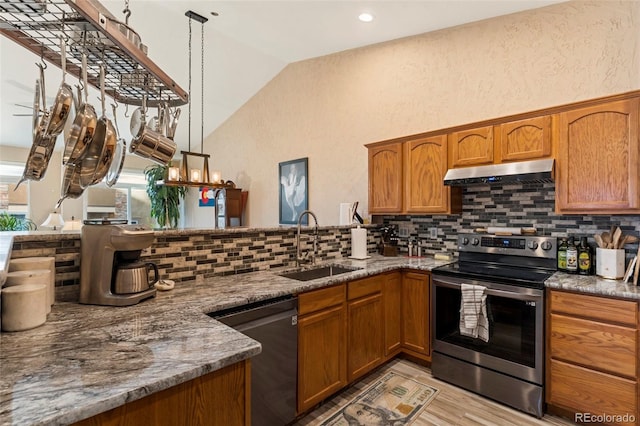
[545,271,640,300]
[0,254,448,426]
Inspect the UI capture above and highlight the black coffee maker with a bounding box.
[378,225,399,257]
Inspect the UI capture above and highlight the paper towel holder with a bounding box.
[348,225,371,260]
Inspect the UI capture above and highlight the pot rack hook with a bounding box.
[123,0,131,25]
[124,103,130,118]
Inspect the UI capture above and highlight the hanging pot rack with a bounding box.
[0,0,188,107]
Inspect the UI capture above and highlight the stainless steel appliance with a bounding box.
[80,220,157,306]
[210,296,298,426]
[431,233,557,418]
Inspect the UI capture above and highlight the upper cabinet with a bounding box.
[448,126,494,167]
[405,136,459,214]
[367,136,461,215]
[368,142,403,214]
[497,116,552,163]
[556,98,640,213]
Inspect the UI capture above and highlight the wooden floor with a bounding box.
[294,359,577,426]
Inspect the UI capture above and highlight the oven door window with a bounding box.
[434,285,537,368]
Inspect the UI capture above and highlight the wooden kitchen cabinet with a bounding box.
[556,97,640,213]
[347,276,384,382]
[404,135,461,214]
[401,271,430,359]
[383,272,402,357]
[74,361,250,426]
[448,125,494,167]
[297,284,347,413]
[367,136,460,215]
[546,290,639,425]
[497,115,552,163]
[368,141,403,213]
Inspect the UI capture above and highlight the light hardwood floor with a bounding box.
[294,358,576,426]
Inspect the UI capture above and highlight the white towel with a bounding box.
[459,284,489,342]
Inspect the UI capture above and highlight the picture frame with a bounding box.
[279,157,308,225]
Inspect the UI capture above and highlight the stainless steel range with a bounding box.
[431,233,557,418]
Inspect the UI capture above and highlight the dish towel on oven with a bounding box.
[459,284,489,342]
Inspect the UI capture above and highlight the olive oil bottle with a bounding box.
[578,237,592,275]
[566,237,578,274]
[557,237,568,271]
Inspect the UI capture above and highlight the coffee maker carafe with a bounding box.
[80,220,157,306]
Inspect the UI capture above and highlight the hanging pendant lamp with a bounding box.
[163,10,233,189]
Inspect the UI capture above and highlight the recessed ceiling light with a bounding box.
[358,13,374,23]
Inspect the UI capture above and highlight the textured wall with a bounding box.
[202,0,640,228]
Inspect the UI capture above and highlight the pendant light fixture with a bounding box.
[163,10,233,189]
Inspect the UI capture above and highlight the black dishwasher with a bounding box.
[209,296,298,426]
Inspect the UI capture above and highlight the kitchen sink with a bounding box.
[279,264,362,281]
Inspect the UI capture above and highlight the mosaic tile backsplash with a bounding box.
[9,181,640,301]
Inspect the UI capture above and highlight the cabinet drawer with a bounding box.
[549,291,638,326]
[299,284,346,316]
[550,313,637,378]
[348,276,382,300]
[548,359,637,425]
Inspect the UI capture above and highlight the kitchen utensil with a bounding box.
[79,66,116,188]
[129,119,177,165]
[44,37,73,139]
[114,261,159,294]
[63,53,97,165]
[634,244,640,285]
[167,106,180,140]
[56,163,85,207]
[601,231,612,248]
[32,63,49,145]
[129,95,146,138]
[612,227,622,249]
[105,104,127,187]
[594,234,604,248]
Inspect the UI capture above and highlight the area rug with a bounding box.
[318,371,439,426]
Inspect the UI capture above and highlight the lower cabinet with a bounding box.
[347,275,384,382]
[401,271,430,358]
[383,272,402,356]
[74,361,250,426]
[297,284,347,414]
[546,290,639,426]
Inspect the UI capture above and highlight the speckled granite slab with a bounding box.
[545,271,640,300]
[0,254,449,426]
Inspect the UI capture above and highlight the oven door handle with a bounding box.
[433,277,541,301]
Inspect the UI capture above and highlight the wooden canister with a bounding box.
[9,257,55,306]
[1,284,47,332]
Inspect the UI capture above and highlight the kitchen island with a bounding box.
[0,249,448,426]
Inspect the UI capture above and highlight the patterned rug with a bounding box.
[318,371,439,426]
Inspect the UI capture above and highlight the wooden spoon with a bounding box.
[594,234,605,248]
[612,227,622,249]
[601,232,612,248]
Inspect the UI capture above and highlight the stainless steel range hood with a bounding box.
[443,158,554,186]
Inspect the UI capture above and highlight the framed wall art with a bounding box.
[279,157,308,225]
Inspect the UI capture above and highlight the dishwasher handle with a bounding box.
[233,308,298,333]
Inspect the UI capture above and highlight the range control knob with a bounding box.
[461,237,469,245]
[471,238,480,246]
[541,241,553,251]
[527,241,539,250]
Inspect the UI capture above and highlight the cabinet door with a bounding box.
[404,135,460,214]
[348,292,384,382]
[556,98,640,213]
[401,271,430,356]
[548,359,637,425]
[384,272,402,356]
[368,142,403,213]
[448,125,494,167]
[498,115,552,162]
[297,304,347,413]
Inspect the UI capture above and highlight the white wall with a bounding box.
[194,0,640,228]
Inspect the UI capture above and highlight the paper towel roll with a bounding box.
[340,203,354,225]
[350,226,369,259]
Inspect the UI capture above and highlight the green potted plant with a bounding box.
[144,164,187,229]
[0,211,37,231]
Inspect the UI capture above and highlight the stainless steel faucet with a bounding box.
[296,210,318,267]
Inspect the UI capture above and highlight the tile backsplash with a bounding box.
[384,182,640,256]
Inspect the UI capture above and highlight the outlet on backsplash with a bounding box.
[429,227,438,239]
[398,225,410,238]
